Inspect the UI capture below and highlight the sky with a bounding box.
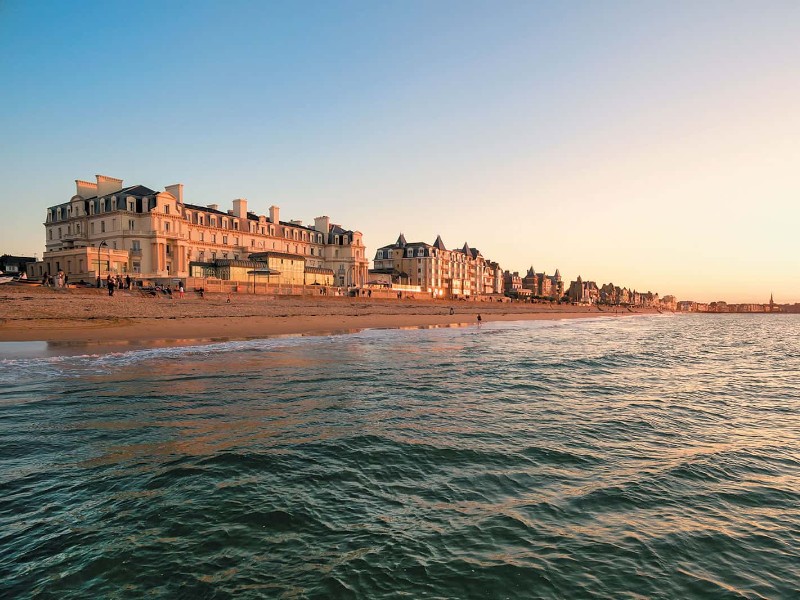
[1,0,798,303]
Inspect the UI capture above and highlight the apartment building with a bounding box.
[29,175,369,287]
[370,234,503,299]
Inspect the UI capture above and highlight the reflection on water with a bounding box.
[1,315,799,598]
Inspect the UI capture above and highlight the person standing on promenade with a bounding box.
[179,284,185,299]
[107,277,115,297]
[126,274,131,290]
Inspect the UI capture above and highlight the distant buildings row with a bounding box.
[565,274,673,309]
[676,295,796,313]
[15,173,792,309]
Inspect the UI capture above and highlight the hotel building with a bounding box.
[30,175,369,288]
[370,234,503,299]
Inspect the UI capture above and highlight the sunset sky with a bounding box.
[1,0,798,303]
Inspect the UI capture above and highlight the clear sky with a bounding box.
[1,0,798,303]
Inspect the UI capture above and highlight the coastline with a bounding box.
[0,285,661,347]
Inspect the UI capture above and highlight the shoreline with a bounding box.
[0,286,662,348]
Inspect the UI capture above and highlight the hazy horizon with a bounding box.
[1,0,798,304]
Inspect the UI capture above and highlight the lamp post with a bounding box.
[97,241,108,287]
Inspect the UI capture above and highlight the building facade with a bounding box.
[30,175,369,287]
[370,234,503,299]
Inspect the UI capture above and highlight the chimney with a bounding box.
[269,205,280,224]
[207,204,219,211]
[289,219,303,226]
[314,216,330,234]
[75,179,98,198]
[232,198,248,218]
[96,175,123,196]
[165,184,184,204]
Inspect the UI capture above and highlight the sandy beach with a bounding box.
[0,285,659,345]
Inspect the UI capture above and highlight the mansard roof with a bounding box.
[432,235,447,250]
[395,233,407,247]
[526,266,536,277]
[183,202,229,216]
[81,184,158,202]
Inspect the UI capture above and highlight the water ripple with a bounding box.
[1,315,799,598]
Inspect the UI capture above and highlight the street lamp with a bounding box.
[97,241,108,287]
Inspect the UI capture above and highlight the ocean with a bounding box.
[1,314,798,599]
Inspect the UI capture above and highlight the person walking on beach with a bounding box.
[477,314,482,327]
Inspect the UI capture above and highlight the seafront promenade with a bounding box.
[0,285,658,345]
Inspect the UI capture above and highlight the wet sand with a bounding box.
[0,285,657,345]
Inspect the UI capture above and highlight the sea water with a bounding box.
[1,314,798,599]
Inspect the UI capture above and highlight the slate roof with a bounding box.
[79,184,158,202]
[183,202,229,216]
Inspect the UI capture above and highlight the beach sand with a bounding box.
[0,285,658,345]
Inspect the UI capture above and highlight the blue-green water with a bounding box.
[1,315,798,599]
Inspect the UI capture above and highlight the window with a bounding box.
[90,223,95,234]
[129,219,135,230]
[223,235,228,244]
[234,221,239,230]
[76,224,80,234]
[165,205,170,215]
[131,240,141,251]
[100,221,106,233]
[210,217,216,227]
[250,239,255,247]
[211,234,216,243]
[164,222,170,232]
[199,232,204,242]
[166,245,172,255]
[129,201,135,212]
[133,262,141,273]
[48,229,53,240]
[234,237,239,245]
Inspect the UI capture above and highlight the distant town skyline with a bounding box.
[1,1,798,303]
